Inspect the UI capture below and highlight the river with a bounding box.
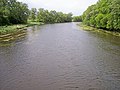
[0,22,120,90]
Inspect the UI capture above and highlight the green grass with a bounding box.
[0,25,26,35]
[0,21,43,35]
[0,21,44,45]
[78,23,120,37]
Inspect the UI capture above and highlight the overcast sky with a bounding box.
[17,0,98,16]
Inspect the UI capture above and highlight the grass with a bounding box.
[0,21,43,35]
[78,23,120,37]
[0,25,26,35]
[0,21,44,45]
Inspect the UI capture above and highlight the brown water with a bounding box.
[0,22,120,90]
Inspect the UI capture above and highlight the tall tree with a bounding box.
[73,16,82,22]
[29,8,37,21]
[0,0,29,25]
[82,0,120,31]
[37,8,73,23]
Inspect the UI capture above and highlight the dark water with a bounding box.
[0,23,120,90]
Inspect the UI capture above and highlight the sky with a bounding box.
[17,0,98,16]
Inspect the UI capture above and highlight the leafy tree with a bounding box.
[82,0,120,31]
[29,8,37,21]
[37,8,73,23]
[37,8,45,22]
[0,0,29,25]
[73,16,82,22]
[0,0,10,25]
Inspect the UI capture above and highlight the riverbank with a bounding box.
[0,22,43,46]
[78,23,120,37]
[0,22,43,35]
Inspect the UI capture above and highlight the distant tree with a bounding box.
[37,8,45,22]
[73,16,82,22]
[37,8,73,23]
[65,13,73,22]
[29,8,37,21]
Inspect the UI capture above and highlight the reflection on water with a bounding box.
[0,23,120,90]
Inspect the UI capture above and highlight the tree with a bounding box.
[37,8,45,22]
[0,0,29,25]
[0,0,10,25]
[73,16,82,22]
[29,8,37,21]
[37,8,73,23]
[82,0,120,31]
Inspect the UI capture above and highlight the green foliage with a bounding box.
[82,0,120,31]
[73,16,82,22]
[37,8,73,23]
[0,25,25,34]
[0,0,29,25]
[0,0,72,26]
[29,8,37,21]
[0,22,42,35]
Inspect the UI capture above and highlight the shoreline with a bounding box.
[77,23,120,37]
[0,22,44,45]
[0,22,43,35]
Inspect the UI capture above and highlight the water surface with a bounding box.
[0,23,120,90]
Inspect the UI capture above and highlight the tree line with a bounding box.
[0,0,29,25]
[82,0,120,31]
[29,8,73,23]
[0,0,73,26]
[72,16,82,22]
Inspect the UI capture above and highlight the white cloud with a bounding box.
[17,0,98,15]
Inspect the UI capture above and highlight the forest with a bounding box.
[29,8,73,23]
[0,0,120,31]
[0,0,73,26]
[0,0,29,25]
[82,0,120,31]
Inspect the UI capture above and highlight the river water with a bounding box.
[0,22,120,90]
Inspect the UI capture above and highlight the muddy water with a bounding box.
[0,23,120,90]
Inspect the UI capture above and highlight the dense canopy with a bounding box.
[82,0,120,31]
[0,0,120,32]
[72,16,82,22]
[29,8,73,23]
[0,0,29,25]
[0,0,73,26]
